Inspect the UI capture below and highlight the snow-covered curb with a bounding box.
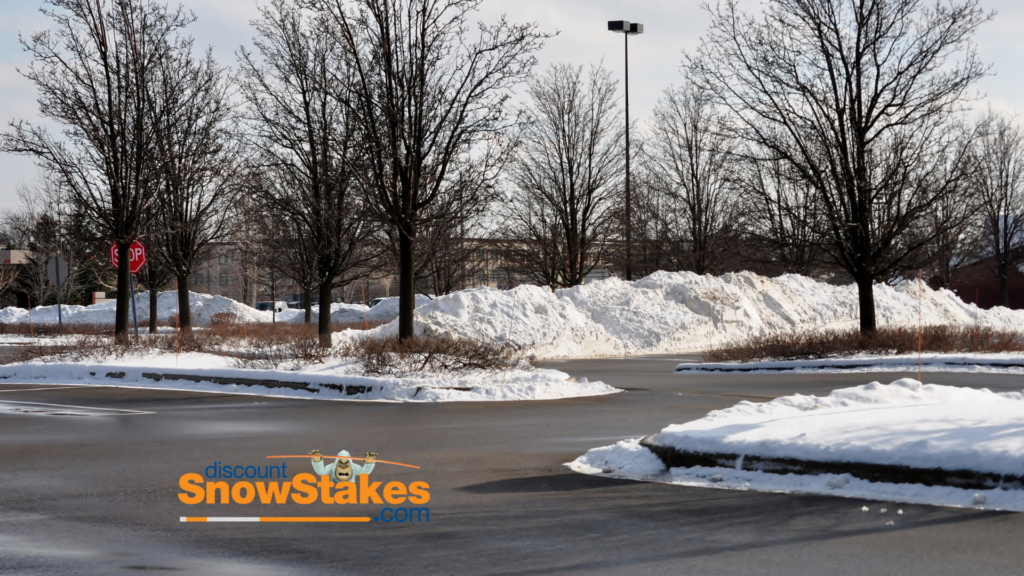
[568,380,1024,511]
[0,353,618,403]
[568,440,1018,511]
[675,353,1024,374]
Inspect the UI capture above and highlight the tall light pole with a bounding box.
[608,20,642,281]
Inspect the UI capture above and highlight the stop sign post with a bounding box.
[110,241,146,336]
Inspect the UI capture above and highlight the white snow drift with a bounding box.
[570,379,1024,511]
[388,271,1024,359]
[5,270,1024,360]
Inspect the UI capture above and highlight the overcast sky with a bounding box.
[1,0,1022,210]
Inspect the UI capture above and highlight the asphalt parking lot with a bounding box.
[1,357,1023,575]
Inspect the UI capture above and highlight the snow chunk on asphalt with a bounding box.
[569,438,666,477]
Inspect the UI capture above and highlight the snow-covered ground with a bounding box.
[569,379,1024,511]
[675,353,1024,374]
[5,271,1021,360]
[0,351,616,403]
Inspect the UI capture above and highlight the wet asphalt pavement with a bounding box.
[1,356,1023,575]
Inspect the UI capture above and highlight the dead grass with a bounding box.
[342,335,523,377]
[2,319,514,377]
[703,326,1024,363]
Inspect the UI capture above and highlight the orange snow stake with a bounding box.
[265,455,420,469]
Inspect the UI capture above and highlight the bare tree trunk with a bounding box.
[856,274,877,334]
[399,228,415,340]
[148,289,159,334]
[998,261,1010,307]
[115,241,131,341]
[177,273,192,335]
[304,287,313,324]
[318,280,333,346]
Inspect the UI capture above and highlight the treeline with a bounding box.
[1,0,1021,341]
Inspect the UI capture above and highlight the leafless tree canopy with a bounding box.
[970,112,1024,306]
[239,0,377,343]
[2,0,196,339]
[687,0,990,332]
[649,83,738,275]
[502,64,622,289]
[315,0,548,338]
[150,33,236,333]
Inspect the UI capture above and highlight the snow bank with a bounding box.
[0,291,267,326]
[276,295,433,325]
[0,351,617,403]
[569,379,1024,511]
[6,271,1022,360]
[570,438,1024,512]
[372,271,1024,359]
[651,379,1024,476]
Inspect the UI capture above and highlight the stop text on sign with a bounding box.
[110,241,147,274]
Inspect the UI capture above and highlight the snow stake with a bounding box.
[921,268,929,381]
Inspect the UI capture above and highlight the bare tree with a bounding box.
[2,0,196,339]
[150,34,236,334]
[649,83,738,275]
[503,64,622,289]
[970,113,1024,306]
[2,179,88,306]
[737,155,827,275]
[136,248,174,333]
[239,0,376,344]
[688,0,990,333]
[4,0,195,335]
[317,0,548,339]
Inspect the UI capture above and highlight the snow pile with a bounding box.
[0,351,617,403]
[0,291,267,326]
[277,295,433,325]
[651,379,1024,475]
[373,271,1024,359]
[5,270,1024,359]
[569,379,1024,511]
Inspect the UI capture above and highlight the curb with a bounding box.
[675,360,1024,373]
[119,371,374,396]
[639,435,1023,491]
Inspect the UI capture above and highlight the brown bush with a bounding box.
[703,326,1024,363]
[343,335,522,377]
[211,312,237,325]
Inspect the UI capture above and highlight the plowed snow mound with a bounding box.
[363,271,1024,360]
[7,271,1021,360]
[0,291,267,326]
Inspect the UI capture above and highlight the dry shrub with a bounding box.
[231,335,333,370]
[703,326,1024,363]
[344,335,522,377]
[211,312,237,325]
[0,323,114,336]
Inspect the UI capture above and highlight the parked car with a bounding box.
[368,298,385,308]
[255,301,288,313]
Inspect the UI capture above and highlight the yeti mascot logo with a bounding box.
[309,449,377,483]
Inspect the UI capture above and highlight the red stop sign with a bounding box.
[110,241,147,274]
